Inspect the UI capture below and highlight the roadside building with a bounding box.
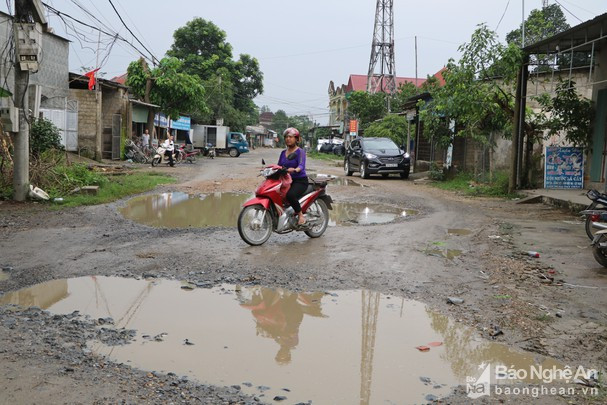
[0,11,70,147]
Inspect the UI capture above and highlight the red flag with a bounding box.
[84,68,100,90]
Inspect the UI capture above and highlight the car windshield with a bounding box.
[364,139,398,150]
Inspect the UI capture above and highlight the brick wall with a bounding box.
[68,89,98,156]
[101,87,128,157]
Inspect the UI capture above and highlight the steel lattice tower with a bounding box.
[367,0,396,96]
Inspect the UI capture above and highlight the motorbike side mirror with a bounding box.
[286,152,297,160]
[262,159,266,165]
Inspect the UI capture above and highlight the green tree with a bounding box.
[167,18,263,129]
[346,91,386,130]
[364,114,409,146]
[505,4,588,71]
[536,80,594,149]
[127,57,207,120]
[420,25,522,147]
[506,4,569,47]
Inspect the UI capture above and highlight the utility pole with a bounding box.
[367,0,396,111]
[12,0,46,201]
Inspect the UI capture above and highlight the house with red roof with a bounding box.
[328,68,446,130]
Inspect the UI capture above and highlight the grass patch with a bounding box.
[307,150,343,162]
[431,171,521,199]
[50,171,175,208]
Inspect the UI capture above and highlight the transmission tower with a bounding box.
[367,0,396,96]
[542,0,549,8]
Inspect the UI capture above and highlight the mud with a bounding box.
[1,149,606,404]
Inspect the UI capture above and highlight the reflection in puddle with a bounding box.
[309,175,363,187]
[120,192,251,228]
[447,228,472,236]
[425,248,463,260]
[330,202,417,226]
[0,277,563,404]
[121,193,416,228]
[0,270,9,282]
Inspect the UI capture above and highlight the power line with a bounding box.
[107,0,158,65]
[41,2,155,64]
[495,0,511,31]
[554,0,584,23]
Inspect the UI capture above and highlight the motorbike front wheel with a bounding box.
[584,202,607,240]
[304,199,329,238]
[151,156,161,167]
[592,234,607,267]
[238,205,273,246]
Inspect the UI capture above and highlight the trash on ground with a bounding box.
[526,251,540,258]
[447,297,464,305]
[427,341,443,347]
[415,345,431,352]
[488,325,504,337]
[28,185,49,201]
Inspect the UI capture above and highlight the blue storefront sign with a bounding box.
[170,116,191,131]
[154,113,168,128]
[544,146,584,189]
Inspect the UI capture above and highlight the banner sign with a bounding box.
[170,116,191,131]
[154,113,168,128]
[544,146,583,189]
[349,119,358,136]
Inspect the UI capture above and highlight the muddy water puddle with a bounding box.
[120,192,251,228]
[447,228,472,236]
[331,202,417,226]
[0,270,9,281]
[1,277,563,404]
[121,192,417,228]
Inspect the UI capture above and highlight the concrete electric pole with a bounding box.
[12,0,46,201]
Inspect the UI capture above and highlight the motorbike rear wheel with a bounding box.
[238,205,273,246]
[304,199,329,238]
[592,234,607,267]
[584,202,607,240]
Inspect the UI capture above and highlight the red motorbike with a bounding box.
[237,163,333,246]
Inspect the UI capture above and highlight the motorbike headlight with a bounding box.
[364,152,377,159]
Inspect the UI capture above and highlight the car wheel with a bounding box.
[360,161,369,179]
[400,170,410,179]
[229,148,240,157]
[344,159,353,176]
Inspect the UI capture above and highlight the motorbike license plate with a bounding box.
[385,163,398,167]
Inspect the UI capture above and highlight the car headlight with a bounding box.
[403,153,410,159]
[364,152,377,159]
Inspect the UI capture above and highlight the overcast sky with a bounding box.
[3,1,604,124]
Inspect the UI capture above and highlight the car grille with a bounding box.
[379,156,404,164]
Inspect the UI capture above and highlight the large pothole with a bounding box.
[1,277,564,404]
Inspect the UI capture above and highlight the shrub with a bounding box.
[30,118,63,157]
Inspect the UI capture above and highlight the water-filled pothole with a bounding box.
[0,270,9,281]
[120,192,251,228]
[0,277,563,404]
[447,228,472,236]
[120,193,417,228]
[331,202,417,225]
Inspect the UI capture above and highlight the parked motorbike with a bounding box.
[237,161,333,246]
[202,143,216,159]
[151,146,178,167]
[581,189,607,239]
[178,144,201,163]
[591,228,607,267]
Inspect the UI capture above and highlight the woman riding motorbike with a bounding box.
[278,127,307,225]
